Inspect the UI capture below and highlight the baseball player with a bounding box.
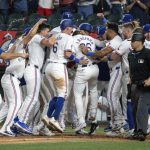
[80,22,123,133]
[72,23,100,133]
[13,21,56,134]
[143,24,150,49]
[42,19,88,133]
[0,33,30,136]
[107,21,139,135]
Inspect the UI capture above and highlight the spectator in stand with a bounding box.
[125,0,149,25]
[13,0,28,17]
[28,0,38,14]
[77,0,97,19]
[0,0,11,23]
[37,0,54,17]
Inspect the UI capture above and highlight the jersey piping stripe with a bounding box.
[5,76,17,131]
[23,67,37,122]
[109,68,120,123]
[64,65,68,98]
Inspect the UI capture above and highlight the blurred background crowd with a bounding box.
[0,0,150,31]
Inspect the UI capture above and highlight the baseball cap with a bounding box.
[61,12,73,20]
[60,19,75,30]
[143,24,150,33]
[120,14,133,24]
[79,23,93,33]
[96,25,106,36]
[131,33,145,42]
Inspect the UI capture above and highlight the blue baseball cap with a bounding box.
[143,24,150,33]
[79,23,93,33]
[96,25,106,36]
[61,12,73,20]
[121,14,133,24]
[60,19,75,30]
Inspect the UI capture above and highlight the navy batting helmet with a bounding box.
[60,19,74,30]
[79,23,93,33]
[62,12,73,20]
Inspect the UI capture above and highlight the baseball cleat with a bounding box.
[88,123,99,135]
[14,120,32,134]
[42,116,56,131]
[0,129,16,137]
[75,122,86,132]
[75,129,88,135]
[49,117,63,133]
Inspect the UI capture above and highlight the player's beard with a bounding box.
[106,34,111,40]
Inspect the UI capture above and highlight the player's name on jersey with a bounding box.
[76,36,94,44]
[56,35,63,41]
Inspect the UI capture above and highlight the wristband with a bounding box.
[74,58,80,63]
[68,54,75,60]
[87,51,94,57]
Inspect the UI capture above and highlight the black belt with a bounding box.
[27,64,39,69]
[48,61,66,65]
[10,73,20,81]
[82,62,97,68]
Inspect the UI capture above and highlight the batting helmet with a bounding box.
[131,33,145,43]
[62,12,73,20]
[79,23,93,33]
[60,19,74,30]
[143,24,150,33]
[96,25,106,36]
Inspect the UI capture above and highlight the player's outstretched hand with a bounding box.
[20,53,29,59]
[79,59,89,65]
[38,18,47,24]
[97,13,104,18]
[79,45,88,55]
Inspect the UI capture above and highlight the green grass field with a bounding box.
[0,141,150,150]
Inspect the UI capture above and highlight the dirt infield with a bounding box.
[0,134,150,144]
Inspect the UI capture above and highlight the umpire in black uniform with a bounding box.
[128,32,150,141]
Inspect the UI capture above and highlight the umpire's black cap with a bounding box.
[131,33,145,43]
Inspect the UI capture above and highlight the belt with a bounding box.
[27,64,39,69]
[48,61,66,65]
[81,62,97,68]
[10,73,20,81]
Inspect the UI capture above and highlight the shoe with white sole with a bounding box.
[75,122,86,132]
[49,117,63,133]
[39,126,55,136]
[105,131,120,137]
[42,116,56,131]
[14,120,32,134]
[75,129,88,135]
[0,129,16,137]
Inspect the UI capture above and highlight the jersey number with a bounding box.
[53,42,58,53]
[80,43,92,51]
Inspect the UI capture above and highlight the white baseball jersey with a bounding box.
[73,34,96,65]
[144,39,150,49]
[28,34,45,69]
[115,39,132,72]
[5,37,26,79]
[106,35,122,68]
[48,32,74,64]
